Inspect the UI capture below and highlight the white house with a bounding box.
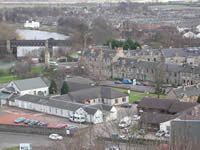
[24,20,40,29]
[7,77,49,96]
[13,94,117,124]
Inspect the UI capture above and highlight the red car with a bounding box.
[143,82,150,86]
[56,123,68,128]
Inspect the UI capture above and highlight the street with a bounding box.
[0,132,52,150]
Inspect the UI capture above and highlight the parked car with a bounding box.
[114,81,122,84]
[156,130,165,137]
[24,118,33,124]
[49,61,58,67]
[142,82,150,86]
[56,123,68,128]
[134,100,140,104]
[37,122,48,127]
[137,129,145,135]
[28,120,39,126]
[121,103,132,108]
[14,117,26,123]
[119,135,128,140]
[122,79,132,84]
[136,82,141,85]
[118,117,132,128]
[111,134,120,140]
[133,115,140,121]
[49,134,63,140]
[164,131,170,137]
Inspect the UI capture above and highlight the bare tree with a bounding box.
[91,17,118,45]
[153,63,165,98]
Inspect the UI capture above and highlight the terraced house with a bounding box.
[83,46,200,86]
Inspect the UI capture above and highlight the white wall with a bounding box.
[93,110,103,124]
[160,118,180,132]
[20,87,49,96]
[104,96,129,106]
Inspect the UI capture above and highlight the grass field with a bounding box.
[0,66,52,83]
[4,146,19,150]
[113,88,165,104]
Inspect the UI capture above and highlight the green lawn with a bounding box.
[4,146,19,150]
[113,88,165,104]
[0,66,52,83]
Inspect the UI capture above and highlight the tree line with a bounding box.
[104,39,141,50]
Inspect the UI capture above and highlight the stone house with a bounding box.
[167,83,200,103]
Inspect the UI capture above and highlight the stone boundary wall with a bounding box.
[0,124,66,136]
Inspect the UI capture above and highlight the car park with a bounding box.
[56,123,68,128]
[49,134,63,140]
[121,103,132,108]
[14,117,26,123]
[156,130,165,137]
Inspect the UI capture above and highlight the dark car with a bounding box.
[114,81,122,84]
[24,119,33,124]
[134,100,140,104]
[121,103,132,108]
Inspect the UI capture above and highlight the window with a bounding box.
[49,107,51,112]
[174,73,177,77]
[153,58,156,62]
[122,98,126,102]
[61,110,63,115]
[115,99,118,104]
[34,91,36,95]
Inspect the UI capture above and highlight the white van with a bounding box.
[69,114,86,123]
[118,117,132,128]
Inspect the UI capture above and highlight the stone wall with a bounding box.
[0,124,66,136]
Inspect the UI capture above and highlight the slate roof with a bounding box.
[15,94,113,115]
[66,76,94,85]
[171,84,200,98]
[140,112,176,124]
[138,97,197,114]
[138,98,176,111]
[67,81,94,92]
[69,87,128,102]
[12,77,48,91]
[162,47,200,58]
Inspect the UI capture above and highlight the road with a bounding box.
[0,132,53,150]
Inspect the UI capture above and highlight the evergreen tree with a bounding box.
[61,81,69,95]
[197,96,200,103]
[49,80,57,94]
